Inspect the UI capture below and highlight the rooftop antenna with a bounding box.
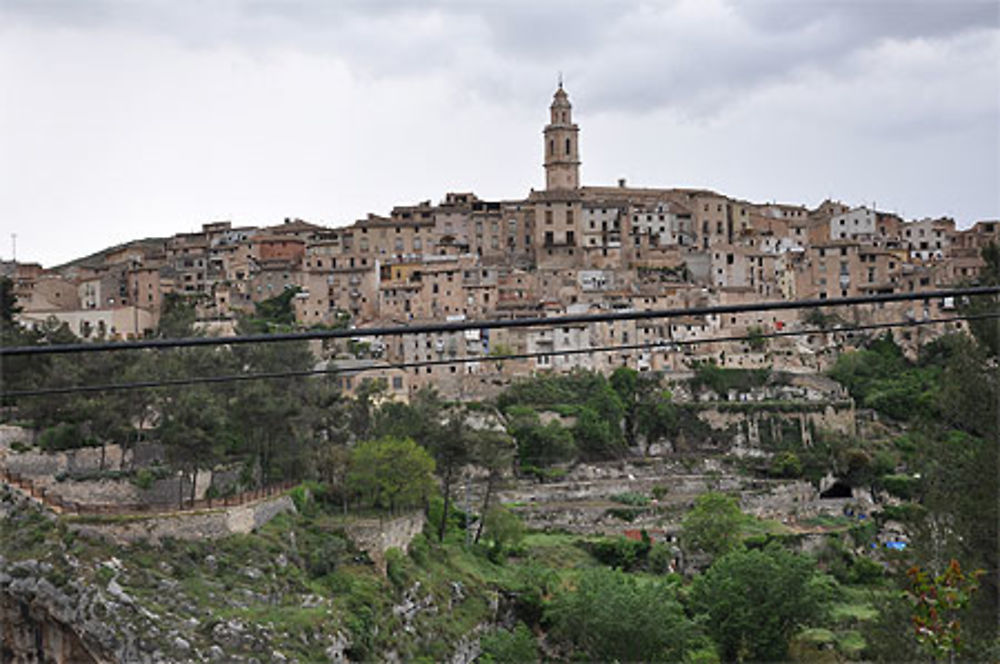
[10,233,15,262]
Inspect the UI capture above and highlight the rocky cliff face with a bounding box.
[1,561,102,664]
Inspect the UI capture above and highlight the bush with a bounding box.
[133,469,154,490]
[847,556,884,585]
[547,567,695,662]
[479,623,537,664]
[881,474,917,500]
[518,465,568,483]
[682,492,745,559]
[648,544,676,574]
[384,547,409,590]
[408,532,430,566]
[651,485,670,500]
[289,484,314,512]
[610,491,650,506]
[877,503,926,524]
[588,536,650,571]
[605,507,645,522]
[306,536,347,578]
[769,451,803,478]
[483,506,525,562]
[690,364,770,397]
[38,423,85,451]
[691,546,827,662]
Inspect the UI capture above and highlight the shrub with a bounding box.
[769,451,803,478]
[289,484,312,512]
[384,548,409,590]
[483,506,525,562]
[648,544,676,574]
[547,567,695,662]
[881,474,917,500]
[605,507,645,522]
[651,485,670,500]
[133,469,154,490]
[479,623,537,664]
[408,532,430,566]
[38,423,84,451]
[847,556,884,585]
[610,491,650,506]
[588,536,650,571]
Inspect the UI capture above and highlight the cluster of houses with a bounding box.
[5,85,998,401]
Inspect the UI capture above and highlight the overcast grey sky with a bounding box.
[2,0,998,267]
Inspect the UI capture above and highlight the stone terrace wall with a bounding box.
[68,495,296,545]
[2,440,167,478]
[345,512,427,575]
[0,424,33,446]
[41,472,211,508]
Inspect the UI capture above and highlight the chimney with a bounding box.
[618,178,627,188]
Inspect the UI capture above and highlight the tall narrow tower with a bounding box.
[543,82,580,191]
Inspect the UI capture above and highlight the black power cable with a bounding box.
[2,286,997,357]
[4,312,995,399]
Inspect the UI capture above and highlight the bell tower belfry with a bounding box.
[543,81,580,191]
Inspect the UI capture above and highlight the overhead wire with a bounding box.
[4,312,996,399]
[2,286,998,357]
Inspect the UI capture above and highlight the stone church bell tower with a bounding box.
[543,81,580,191]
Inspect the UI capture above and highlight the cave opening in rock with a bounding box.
[820,481,852,499]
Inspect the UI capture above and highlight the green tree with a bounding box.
[374,387,444,447]
[348,377,386,442]
[347,436,436,514]
[482,505,524,561]
[691,546,828,662]
[315,442,352,514]
[242,286,301,332]
[636,388,677,455]
[746,325,767,351]
[157,292,198,338]
[905,560,984,660]
[158,387,230,508]
[907,337,998,646]
[505,405,575,468]
[962,242,999,357]
[0,276,21,331]
[610,366,640,446]
[472,428,516,544]
[572,405,623,460]
[228,340,314,484]
[611,367,675,454]
[375,390,469,541]
[478,623,537,664]
[682,491,745,559]
[547,567,696,662]
[431,413,472,542]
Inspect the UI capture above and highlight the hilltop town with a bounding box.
[4,85,998,400]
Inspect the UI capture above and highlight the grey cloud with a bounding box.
[2,0,997,116]
[733,0,998,40]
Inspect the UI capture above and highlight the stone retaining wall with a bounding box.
[2,440,167,478]
[345,512,427,575]
[40,471,211,508]
[68,495,296,545]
